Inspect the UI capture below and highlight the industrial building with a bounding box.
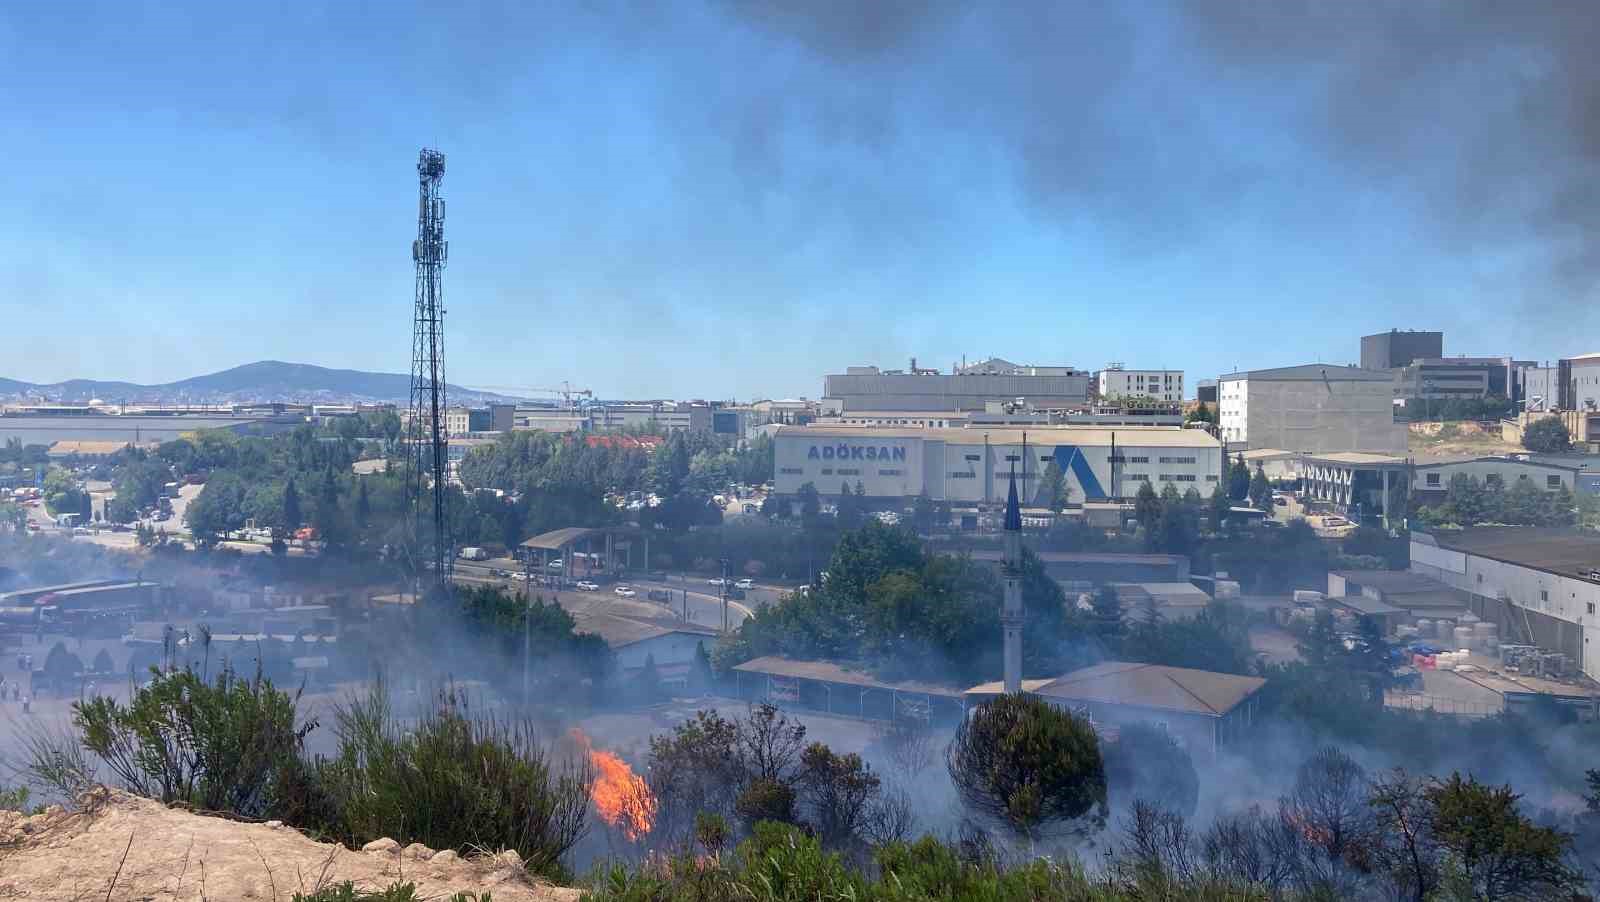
[1392,358,1511,401]
[822,358,1090,412]
[1558,353,1600,413]
[1361,330,1444,371]
[1410,528,1600,681]
[1095,366,1184,404]
[1217,364,1405,454]
[1412,456,1581,498]
[965,662,1267,757]
[772,424,1223,504]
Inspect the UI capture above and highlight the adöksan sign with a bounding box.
[808,444,907,462]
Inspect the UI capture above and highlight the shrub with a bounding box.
[309,686,590,881]
[947,693,1107,840]
[1522,417,1571,453]
[1103,722,1199,817]
[292,883,489,902]
[72,663,311,817]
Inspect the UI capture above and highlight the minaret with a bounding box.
[1002,460,1024,694]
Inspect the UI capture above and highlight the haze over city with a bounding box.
[6,2,1598,398]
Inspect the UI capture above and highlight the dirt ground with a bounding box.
[0,788,581,902]
[1408,420,1522,457]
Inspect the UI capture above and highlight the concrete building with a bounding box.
[823,358,1090,412]
[514,407,588,433]
[1393,358,1509,400]
[1558,353,1600,413]
[1096,366,1184,403]
[1361,330,1444,371]
[1410,529,1600,681]
[965,662,1267,758]
[1413,456,1580,498]
[1196,380,1218,405]
[592,402,713,433]
[772,424,1223,504]
[1217,364,1404,453]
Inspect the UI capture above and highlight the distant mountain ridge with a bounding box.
[0,360,519,405]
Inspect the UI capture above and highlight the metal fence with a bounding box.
[1385,690,1502,718]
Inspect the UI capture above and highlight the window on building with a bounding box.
[964,454,981,462]
[948,471,975,479]
[1159,456,1197,464]
[1540,590,1549,602]
[1485,474,1503,487]
[1125,473,1149,481]
[1589,603,1596,615]
[1548,475,1562,488]
[779,467,803,475]
[821,468,833,475]
[1426,473,1441,487]
[878,469,902,476]
[1206,474,1220,481]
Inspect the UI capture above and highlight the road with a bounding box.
[450,559,779,630]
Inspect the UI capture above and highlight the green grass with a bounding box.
[293,883,489,902]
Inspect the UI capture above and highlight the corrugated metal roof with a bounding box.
[732,656,965,698]
[1028,661,1266,717]
[775,424,1218,448]
[520,527,601,550]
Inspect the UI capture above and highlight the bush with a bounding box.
[1103,723,1199,817]
[308,686,591,881]
[1522,417,1571,453]
[293,884,489,902]
[73,663,312,817]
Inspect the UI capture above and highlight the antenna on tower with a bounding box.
[406,148,452,599]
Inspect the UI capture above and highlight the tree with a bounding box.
[1103,722,1199,816]
[796,481,821,527]
[836,481,863,530]
[355,478,371,530]
[1521,417,1571,454]
[1424,772,1580,901]
[1368,769,1440,902]
[1228,454,1250,501]
[1209,484,1234,532]
[282,478,301,532]
[1280,746,1374,895]
[946,693,1106,841]
[1185,404,1215,424]
[1248,465,1272,512]
[1038,460,1068,511]
[797,743,881,849]
[92,649,115,675]
[1134,481,1161,533]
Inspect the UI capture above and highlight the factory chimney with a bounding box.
[1001,460,1024,694]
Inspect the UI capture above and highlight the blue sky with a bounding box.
[3,2,1596,400]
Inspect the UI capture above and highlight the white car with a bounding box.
[707,577,728,587]
[576,581,599,591]
[614,586,637,598]
[735,578,754,590]
[547,560,565,571]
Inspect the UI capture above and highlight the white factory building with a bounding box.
[1096,366,1184,403]
[772,424,1223,504]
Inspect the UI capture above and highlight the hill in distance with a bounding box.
[0,360,519,405]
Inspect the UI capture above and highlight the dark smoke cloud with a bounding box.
[704,1,1596,319]
[1177,1,1600,306]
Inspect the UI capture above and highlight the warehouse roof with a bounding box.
[1414,456,1580,472]
[573,612,717,648]
[1328,595,1407,617]
[1421,528,1600,582]
[1304,452,1408,467]
[969,550,1187,567]
[520,527,602,551]
[775,424,1218,448]
[1218,364,1394,383]
[732,656,965,698]
[1333,570,1451,594]
[1025,661,1266,717]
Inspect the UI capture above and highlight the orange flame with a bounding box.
[569,728,657,841]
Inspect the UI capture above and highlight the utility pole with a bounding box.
[720,557,730,632]
[521,551,532,705]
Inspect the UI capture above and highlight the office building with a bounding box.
[1361,330,1444,371]
[1096,366,1184,403]
[1217,364,1405,454]
[823,358,1090,412]
[1393,358,1510,400]
[772,423,1223,504]
[1558,353,1600,412]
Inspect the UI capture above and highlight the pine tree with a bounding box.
[355,478,371,529]
[1248,465,1272,512]
[282,477,301,530]
[1228,454,1251,500]
[1134,481,1161,533]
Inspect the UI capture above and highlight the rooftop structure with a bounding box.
[824,360,1090,413]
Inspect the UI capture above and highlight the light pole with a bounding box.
[719,557,730,632]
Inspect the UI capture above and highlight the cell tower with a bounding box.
[407,148,451,594]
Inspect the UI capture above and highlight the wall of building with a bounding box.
[1224,376,1404,453]
[1413,460,1576,494]
[1097,370,1184,403]
[822,371,1090,412]
[1361,331,1443,370]
[774,427,1223,503]
[1410,540,1600,680]
[613,631,711,673]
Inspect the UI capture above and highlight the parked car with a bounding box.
[707,577,728,587]
[547,559,565,571]
[614,586,636,598]
[735,578,754,590]
[575,581,599,591]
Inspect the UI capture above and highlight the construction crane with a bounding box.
[471,381,594,410]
